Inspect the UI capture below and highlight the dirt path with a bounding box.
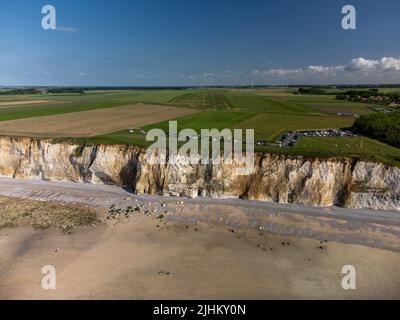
[0,100,52,107]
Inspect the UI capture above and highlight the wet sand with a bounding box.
[0,177,399,252]
[0,178,399,299]
[0,215,399,299]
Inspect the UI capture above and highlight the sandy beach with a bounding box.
[0,178,399,299]
[0,215,399,299]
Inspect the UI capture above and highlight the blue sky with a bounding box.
[0,0,399,86]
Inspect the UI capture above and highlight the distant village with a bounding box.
[336,89,400,111]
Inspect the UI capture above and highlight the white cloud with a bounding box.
[75,56,399,86]
[245,56,400,84]
[380,57,400,71]
[263,68,302,76]
[344,57,400,72]
[345,57,380,71]
[308,65,344,72]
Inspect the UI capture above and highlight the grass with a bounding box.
[0,100,135,122]
[224,93,315,114]
[170,92,231,110]
[257,136,400,167]
[0,88,399,167]
[62,134,150,147]
[288,97,375,115]
[142,110,255,133]
[249,88,375,115]
[237,112,355,141]
[79,110,256,146]
[0,90,186,121]
[63,133,400,167]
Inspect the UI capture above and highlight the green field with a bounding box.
[0,90,184,121]
[237,113,354,141]
[86,110,255,146]
[142,110,254,132]
[0,87,399,166]
[0,101,132,122]
[225,93,316,114]
[170,92,231,110]
[287,97,376,115]
[257,136,400,167]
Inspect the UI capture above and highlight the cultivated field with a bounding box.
[286,98,375,115]
[171,92,231,110]
[225,93,316,114]
[0,90,184,121]
[0,100,53,107]
[0,87,398,165]
[0,103,198,137]
[144,110,254,132]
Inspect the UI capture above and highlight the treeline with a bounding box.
[0,89,40,95]
[297,87,326,95]
[337,84,400,89]
[336,89,379,100]
[336,89,400,105]
[0,88,85,94]
[82,86,193,90]
[351,111,400,147]
[47,88,84,94]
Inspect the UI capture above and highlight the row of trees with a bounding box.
[0,88,86,95]
[0,89,40,95]
[297,87,326,95]
[336,88,379,99]
[352,111,400,148]
[47,88,84,94]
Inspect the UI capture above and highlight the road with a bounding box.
[280,132,297,147]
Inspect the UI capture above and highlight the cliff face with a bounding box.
[0,137,398,211]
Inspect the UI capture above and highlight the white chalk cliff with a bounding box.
[0,137,398,211]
